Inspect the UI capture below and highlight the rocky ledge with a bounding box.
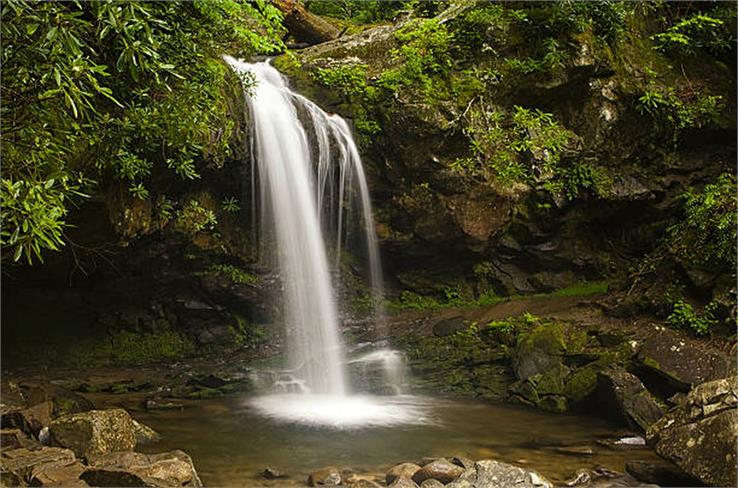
[0,385,200,487]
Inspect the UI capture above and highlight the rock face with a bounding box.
[446,460,552,488]
[81,450,202,487]
[646,377,737,487]
[49,409,137,458]
[595,369,663,432]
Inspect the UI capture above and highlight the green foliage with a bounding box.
[388,287,503,312]
[199,263,257,285]
[1,0,284,264]
[651,13,732,56]
[547,280,609,298]
[668,173,737,269]
[666,300,718,336]
[378,18,453,98]
[636,85,724,142]
[221,196,240,213]
[306,0,410,24]
[228,315,267,348]
[174,199,217,235]
[66,330,194,367]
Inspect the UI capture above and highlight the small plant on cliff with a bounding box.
[174,200,217,235]
[668,173,737,269]
[651,13,732,56]
[667,300,718,336]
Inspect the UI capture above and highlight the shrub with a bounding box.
[666,300,718,336]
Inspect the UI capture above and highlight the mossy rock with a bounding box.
[564,366,599,404]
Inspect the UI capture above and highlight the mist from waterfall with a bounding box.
[225,57,386,398]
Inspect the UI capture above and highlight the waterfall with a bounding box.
[225,57,384,396]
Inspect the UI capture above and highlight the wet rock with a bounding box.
[82,450,202,487]
[0,428,40,450]
[450,456,474,470]
[637,331,731,391]
[646,377,737,486]
[412,459,465,485]
[564,468,658,487]
[344,475,383,488]
[450,460,552,488]
[386,463,422,485]
[50,409,137,458]
[144,399,184,411]
[262,467,284,479]
[29,458,87,486]
[132,419,160,444]
[1,401,53,436]
[432,317,466,337]
[420,479,445,488]
[595,369,663,432]
[1,447,76,486]
[388,477,420,488]
[625,459,699,486]
[308,467,341,486]
[552,446,595,456]
[26,385,94,418]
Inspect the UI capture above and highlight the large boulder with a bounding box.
[637,330,732,391]
[1,401,53,437]
[49,409,136,459]
[81,450,202,487]
[446,460,552,488]
[595,369,663,432]
[307,466,342,486]
[646,377,737,486]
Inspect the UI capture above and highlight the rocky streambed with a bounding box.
[2,297,735,487]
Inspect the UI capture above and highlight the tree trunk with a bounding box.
[273,0,340,45]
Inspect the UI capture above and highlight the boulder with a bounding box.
[595,369,663,432]
[1,401,53,436]
[0,447,76,486]
[82,450,202,487]
[637,331,731,391]
[646,377,737,486]
[386,463,422,485]
[29,458,87,486]
[447,460,552,488]
[432,317,466,337]
[132,419,160,444]
[420,479,445,488]
[344,475,383,488]
[0,428,40,450]
[412,458,464,484]
[307,467,341,486]
[564,468,659,487]
[388,477,420,488]
[50,409,136,458]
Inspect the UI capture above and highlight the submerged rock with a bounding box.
[625,459,699,486]
[307,467,341,486]
[646,377,737,486]
[132,419,161,445]
[49,409,137,458]
[82,450,202,487]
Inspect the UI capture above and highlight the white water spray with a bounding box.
[226,57,417,426]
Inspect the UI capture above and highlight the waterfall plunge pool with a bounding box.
[113,393,664,487]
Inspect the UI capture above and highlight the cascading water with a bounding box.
[226,57,424,427]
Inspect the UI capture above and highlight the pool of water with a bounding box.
[107,394,663,487]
